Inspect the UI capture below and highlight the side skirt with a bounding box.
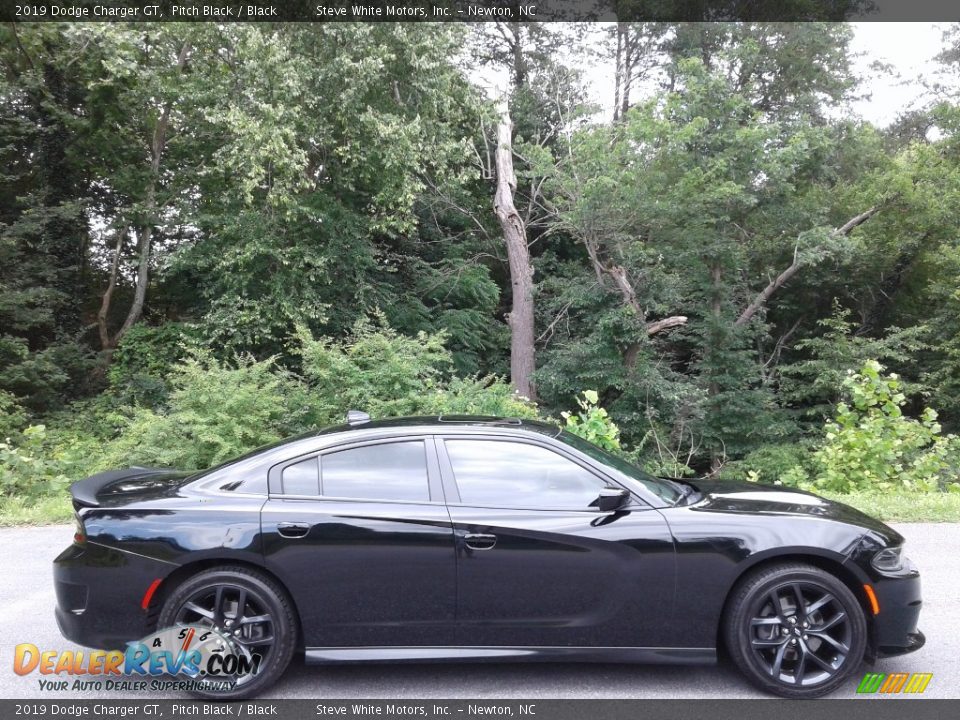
[304,646,716,665]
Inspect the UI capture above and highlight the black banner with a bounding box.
[2,0,960,23]
[0,700,958,720]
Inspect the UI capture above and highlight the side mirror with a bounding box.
[595,487,630,512]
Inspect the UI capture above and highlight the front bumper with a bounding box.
[876,630,925,658]
[867,557,924,658]
[54,542,174,650]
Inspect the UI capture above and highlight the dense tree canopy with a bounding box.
[2,21,960,490]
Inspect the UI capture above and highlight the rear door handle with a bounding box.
[463,533,497,551]
[277,522,310,539]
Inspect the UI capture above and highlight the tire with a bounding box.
[723,562,867,698]
[157,566,298,700]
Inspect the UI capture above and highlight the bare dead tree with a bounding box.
[494,100,537,400]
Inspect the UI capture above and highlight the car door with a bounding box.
[438,434,677,649]
[260,436,457,647]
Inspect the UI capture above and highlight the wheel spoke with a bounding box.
[213,586,226,624]
[794,646,807,685]
[183,601,213,620]
[234,589,248,621]
[790,584,806,619]
[770,642,788,677]
[806,592,834,616]
[804,647,837,673]
[751,617,783,626]
[814,611,846,632]
[239,613,271,626]
[808,631,849,655]
[238,633,274,646]
[767,590,783,616]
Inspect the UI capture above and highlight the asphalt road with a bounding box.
[0,523,955,700]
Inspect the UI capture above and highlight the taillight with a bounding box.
[73,514,86,545]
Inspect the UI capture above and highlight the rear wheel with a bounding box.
[724,563,867,698]
[157,566,297,700]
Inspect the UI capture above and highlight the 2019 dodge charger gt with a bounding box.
[54,414,924,699]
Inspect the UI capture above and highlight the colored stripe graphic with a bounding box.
[857,672,932,694]
[857,673,885,693]
[903,673,933,694]
[880,673,909,693]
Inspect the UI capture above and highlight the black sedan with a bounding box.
[54,414,923,699]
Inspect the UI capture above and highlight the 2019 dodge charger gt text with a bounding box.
[54,414,924,699]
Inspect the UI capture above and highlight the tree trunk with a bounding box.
[709,261,723,473]
[97,40,191,354]
[619,24,633,120]
[494,102,536,401]
[613,24,624,122]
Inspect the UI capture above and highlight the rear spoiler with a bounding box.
[69,467,169,508]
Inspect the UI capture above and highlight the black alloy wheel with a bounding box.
[157,566,297,699]
[725,563,867,697]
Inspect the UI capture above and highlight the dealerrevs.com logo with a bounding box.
[856,672,933,694]
[14,625,262,693]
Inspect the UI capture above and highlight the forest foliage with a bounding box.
[2,21,960,510]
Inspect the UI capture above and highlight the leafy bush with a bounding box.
[788,360,960,493]
[0,390,27,441]
[295,316,453,422]
[421,376,540,419]
[726,442,817,487]
[779,305,929,423]
[561,390,622,453]
[0,426,72,498]
[107,323,201,408]
[102,351,315,470]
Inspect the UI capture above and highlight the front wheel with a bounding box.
[157,566,298,700]
[724,563,867,698]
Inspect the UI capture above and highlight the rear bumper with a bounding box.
[53,542,174,650]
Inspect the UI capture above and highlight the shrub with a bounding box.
[295,316,453,423]
[421,376,540,419]
[0,425,71,498]
[107,323,201,408]
[727,442,817,487]
[103,351,314,470]
[0,390,27,441]
[790,360,960,493]
[561,390,622,453]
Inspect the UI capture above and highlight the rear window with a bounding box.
[320,441,430,502]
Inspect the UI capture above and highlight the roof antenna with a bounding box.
[346,410,370,426]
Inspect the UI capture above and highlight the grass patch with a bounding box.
[820,490,960,523]
[0,495,72,527]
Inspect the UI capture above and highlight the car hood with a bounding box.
[685,477,902,544]
[69,467,191,508]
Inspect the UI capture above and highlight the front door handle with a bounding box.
[277,521,310,539]
[463,533,497,551]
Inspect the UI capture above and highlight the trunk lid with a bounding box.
[69,467,191,508]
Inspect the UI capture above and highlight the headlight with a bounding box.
[871,545,904,573]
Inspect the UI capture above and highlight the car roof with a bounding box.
[311,415,562,440]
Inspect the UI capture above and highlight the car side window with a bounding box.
[320,441,431,503]
[444,440,608,510]
[282,457,319,495]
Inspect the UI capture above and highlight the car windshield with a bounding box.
[556,431,685,505]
